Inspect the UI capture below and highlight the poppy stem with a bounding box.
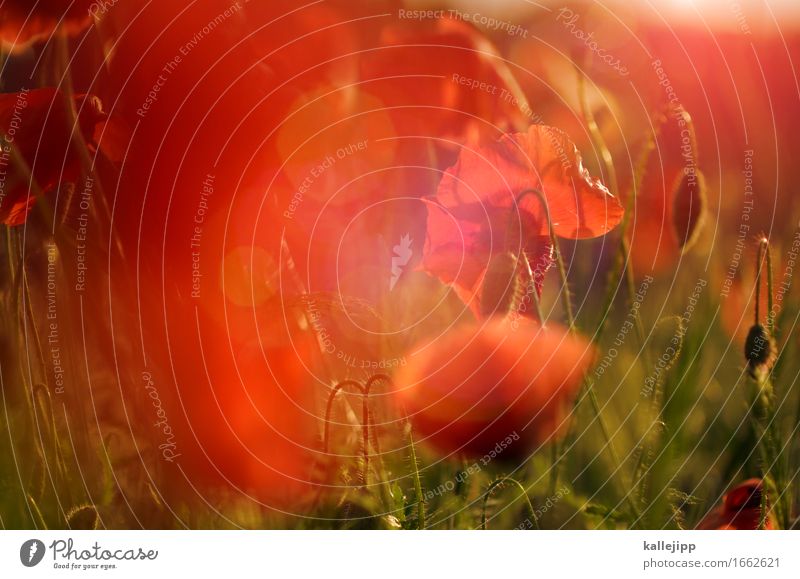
[750,238,787,527]
[575,61,656,515]
[364,374,400,514]
[578,66,647,356]
[480,477,538,530]
[2,228,50,508]
[405,421,426,530]
[519,251,545,324]
[577,72,620,197]
[515,188,575,330]
[322,380,370,487]
[630,315,685,525]
[755,237,773,330]
[521,185,633,518]
[365,374,392,458]
[21,262,49,381]
[27,494,48,531]
[585,386,644,525]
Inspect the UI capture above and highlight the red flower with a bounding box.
[697,478,775,529]
[0,0,94,50]
[181,339,326,508]
[422,125,624,312]
[0,88,106,225]
[394,319,594,459]
[129,281,329,509]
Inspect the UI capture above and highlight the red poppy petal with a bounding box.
[421,124,621,300]
[434,125,623,241]
[421,199,492,310]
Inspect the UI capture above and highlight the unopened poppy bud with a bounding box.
[744,323,776,376]
[479,251,522,318]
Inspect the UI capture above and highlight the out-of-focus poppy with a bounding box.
[422,124,624,312]
[237,0,363,89]
[394,319,594,459]
[360,17,528,145]
[274,84,398,207]
[0,0,94,50]
[627,105,707,275]
[640,26,798,244]
[179,338,327,509]
[125,259,332,510]
[697,478,775,530]
[0,88,106,225]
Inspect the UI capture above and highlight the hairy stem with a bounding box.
[480,477,538,530]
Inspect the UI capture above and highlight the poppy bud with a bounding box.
[744,323,776,377]
[627,106,707,273]
[479,251,523,319]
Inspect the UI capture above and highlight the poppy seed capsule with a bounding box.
[744,324,776,375]
[479,252,523,318]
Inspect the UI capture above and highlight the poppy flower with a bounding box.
[0,0,94,50]
[422,124,624,313]
[126,268,331,511]
[627,105,707,274]
[0,88,107,225]
[394,319,594,459]
[697,478,774,529]
[179,339,327,509]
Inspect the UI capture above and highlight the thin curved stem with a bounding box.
[322,380,364,455]
[322,380,370,485]
[572,63,652,521]
[516,187,575,330]
[577,72,619,197]
[516,186,631,514]
[480,477,538,530]
[631,315,685,519]
[365,374,392,456]
[406,422,426,529]
[575,61,650,358]
[755,237,773,330]
[520,250,545,324]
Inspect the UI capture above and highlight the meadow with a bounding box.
[0,0,798,530]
